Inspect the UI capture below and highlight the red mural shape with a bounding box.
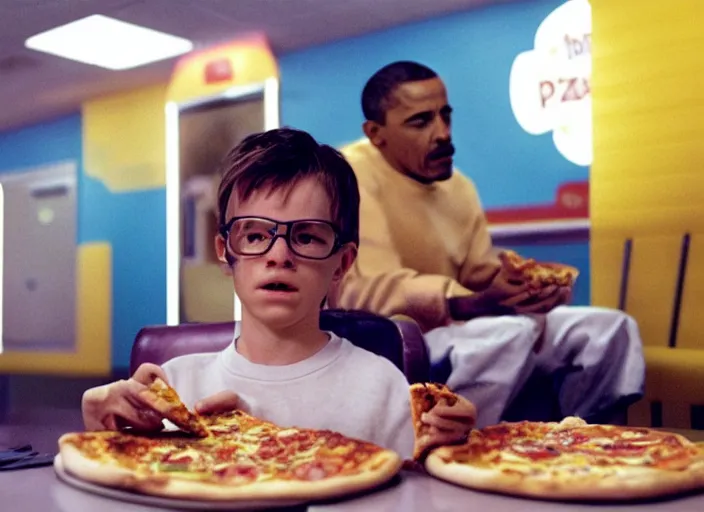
[485,181,589,224]
[204,58,234,84]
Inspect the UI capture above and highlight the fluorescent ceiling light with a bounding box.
[25,15,193,70]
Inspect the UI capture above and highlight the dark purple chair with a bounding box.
[130,309,430,384]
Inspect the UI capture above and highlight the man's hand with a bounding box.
[195,391,248,415]
[415,396,476,457]
[448,266,531,320]
[511,284,572,315]
[81,363,167,432]
[449,263,575,320]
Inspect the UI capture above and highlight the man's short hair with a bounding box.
[217,127,360,247]
[361,61,438,124]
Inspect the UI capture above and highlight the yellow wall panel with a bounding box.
[83,84,168,192]
[591,0,704,309]
[677,233,704,349]
[75,243,112,372]
[586,0,703,429]
[589,236,624,309]
[0,243,111,376]
[594,175,704,235]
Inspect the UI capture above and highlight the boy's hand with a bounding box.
[416,396,476,456]
[195,391,248,415]
[81,363,167,432]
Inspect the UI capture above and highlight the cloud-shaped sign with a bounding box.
[509,0,592,167]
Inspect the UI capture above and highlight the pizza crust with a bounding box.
[58,435,402,502]
[59,440,144,489]
[426,448,704,500]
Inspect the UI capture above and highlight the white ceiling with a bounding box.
[0,0,515,132]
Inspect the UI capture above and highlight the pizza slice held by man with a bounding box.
[499,249,579,289]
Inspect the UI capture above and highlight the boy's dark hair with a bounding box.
[361,61,438,124]
[217,127,360,247]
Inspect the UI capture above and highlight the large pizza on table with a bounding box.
[422,416,704,501]
[56,378,402,502]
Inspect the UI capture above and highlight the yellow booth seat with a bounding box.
[644,348,704,402]
[599,232,704,428]
[627,347,704,428]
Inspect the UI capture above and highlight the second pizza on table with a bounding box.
[422,416,704,501]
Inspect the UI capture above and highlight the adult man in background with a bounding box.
[329,61,645,427]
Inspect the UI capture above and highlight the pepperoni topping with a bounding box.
[325,433,346,449]
[295,432,311,442]
[299,439,315,451]
[293,461,327,481]
[107,437,152,457]
[213,446,238,461]
[215,464,259,481]
[257,443,285,460]
[276,430,298,443]
[510,444,561,460]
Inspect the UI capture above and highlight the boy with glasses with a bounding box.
[81,127,475,459]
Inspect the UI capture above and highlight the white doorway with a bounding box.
[165,79,280,325]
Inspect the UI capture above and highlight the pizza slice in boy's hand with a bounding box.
[139,377,211,438]
[409,383,459,460]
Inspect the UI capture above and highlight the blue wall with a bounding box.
[0,115,166,369]
[279,0,590,305]
[0,115,81,174]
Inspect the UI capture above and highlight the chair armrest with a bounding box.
[392,317,430,384]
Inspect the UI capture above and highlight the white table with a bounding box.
[3,420,704,512]
[1,464,702,512]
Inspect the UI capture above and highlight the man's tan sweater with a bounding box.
[328,138,501,333]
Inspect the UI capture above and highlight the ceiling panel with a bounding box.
[0,0,137,43]
[0,0,518,131]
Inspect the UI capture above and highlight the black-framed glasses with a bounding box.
[219,216,342,260]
